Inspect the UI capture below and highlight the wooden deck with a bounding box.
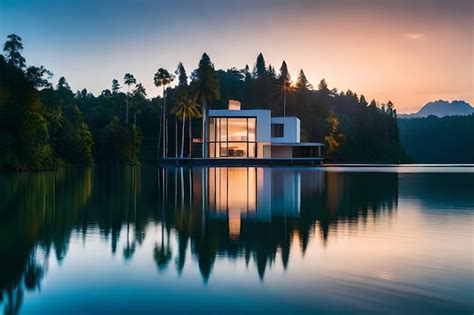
[154,157,324,167]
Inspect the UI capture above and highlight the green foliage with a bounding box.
[279,60,290,82]
[191,53,220,158]
[53,105,94,165]
[253,53,266,79]
[296,69,311,90]
[1,33,410,167]
[18,111,52,169]
[0,56,53,170]
[57,76,70,90]
[111,79,121,94]
[192,53,220,103]
[153,68,174,89]
[175,62,188,87]
[0,34,97,170]
[213,58,406,162]
[123,73,137,125]
[96,117,142,165]
[324,111,345,160]
[3,34,26,69]
[399,115,474,163]
[173,91,201,120]
[39,82,94,166]
[25,66,53,88]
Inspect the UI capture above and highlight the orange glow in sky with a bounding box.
[1,0,472,113]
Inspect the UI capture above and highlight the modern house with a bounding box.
[207,100,323,160]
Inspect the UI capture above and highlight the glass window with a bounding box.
[228,142,247,157]
[248,118,256,141]
[209,142,215,158]
[219,118,227,141]
[209,118,216,141]
[272,123,284,138]
[209,117,258,158]
[219,142,228,157]
[228,118,248,141]
[248,143,256,158]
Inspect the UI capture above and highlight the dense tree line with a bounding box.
[0,35,141,170]
[204,53,406,162]
[398,115,474,163]
[1,34,407,171]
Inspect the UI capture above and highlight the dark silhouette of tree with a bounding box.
[359,94,368,107]
[3,34,26,69]
[132,83,146,127]
[25,66,53,88]
[0,34,410,168]
[154,68,174,158]
[172,91,200,157]
[318,79,329,96]
[253,52,266,79]
[175,62,188,87]
[243,64,251,82]
[192,53,220,158]
[111,79,121,94]
[399,114,474,163]
[268,64,276,79]
[279,60,290,82]
[123,73,136,125]
[278,60,292,116]
[296,69,312,90]
[369,99,377,111]
[57,76,70,90]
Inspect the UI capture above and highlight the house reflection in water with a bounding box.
[204,167,307,239]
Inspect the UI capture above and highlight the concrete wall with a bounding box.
[270,117,300,143]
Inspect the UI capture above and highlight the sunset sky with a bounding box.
[1,0,472,113]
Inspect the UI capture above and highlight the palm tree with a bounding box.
[154,68,175,158]
[172,92,201,157]
[132,83,146,127]
[124,73,136,125]
[193,53,220,158]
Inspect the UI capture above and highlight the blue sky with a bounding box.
[1,0,472,112]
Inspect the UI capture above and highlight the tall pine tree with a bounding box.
[253,53,266,79]
[176,62,188,86]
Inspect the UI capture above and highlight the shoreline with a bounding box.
[2,163,473,174]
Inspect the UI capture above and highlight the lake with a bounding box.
[1,166,473,314]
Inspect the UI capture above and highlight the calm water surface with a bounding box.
[1,166,473,314]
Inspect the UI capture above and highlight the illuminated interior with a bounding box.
[209,117,256,158]
[208,168,257,238]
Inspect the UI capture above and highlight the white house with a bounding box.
[207,100,323,159]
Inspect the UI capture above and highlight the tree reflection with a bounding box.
[1,165,402,313]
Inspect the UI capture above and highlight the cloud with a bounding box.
[403,32,425,40]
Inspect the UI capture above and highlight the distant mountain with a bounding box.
[399,100,474,118]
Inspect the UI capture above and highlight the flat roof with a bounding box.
[209,109,299,120]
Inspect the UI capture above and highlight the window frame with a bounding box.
[208,116,257,158]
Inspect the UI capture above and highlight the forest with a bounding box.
[398,115,474,163]
[0,34,406,171]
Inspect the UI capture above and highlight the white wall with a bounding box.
[270,117,300,143]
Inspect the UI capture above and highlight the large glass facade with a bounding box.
[209,117,257,158]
